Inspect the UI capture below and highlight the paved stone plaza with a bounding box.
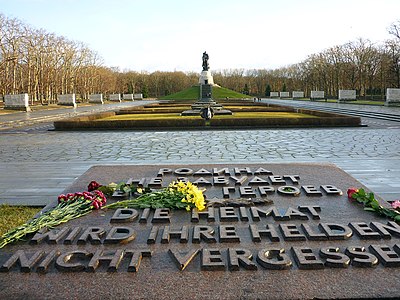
[0,100,399,205]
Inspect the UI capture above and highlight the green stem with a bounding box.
[0,199,93,249]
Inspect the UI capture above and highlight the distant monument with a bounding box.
[198,51,214,86]
[181,52,231,116]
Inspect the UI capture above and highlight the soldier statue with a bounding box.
[202,51,209,71]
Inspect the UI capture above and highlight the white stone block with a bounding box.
[280,92,290,98]
[89,94,104,104]
[123,94,134,101]
[310,91,325,100]
[385,88,400,106]
[134,93,143,100]
[57,94,76,108]
[109,94,121,102]
[198,70,214,85]
[339,90,356,101]
[292,91,304,98]
[4,94,31,111]
[270,92,279,98]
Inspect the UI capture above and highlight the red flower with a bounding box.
[92,201,100,210]
[93,190,106,206]
[57,194,66,203]
[347,188,359,200]
[391,200,400,210]
[88,181,102,192]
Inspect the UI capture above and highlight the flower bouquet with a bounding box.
[0,188,107,249]
[104,181,206,211]
[0,180,206,249]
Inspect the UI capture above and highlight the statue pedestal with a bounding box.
[181,83,232,116]
[198,70,214,85]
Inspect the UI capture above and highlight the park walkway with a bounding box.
[263,98,400,116]
[0,100,399,206]
[0,101,155,131]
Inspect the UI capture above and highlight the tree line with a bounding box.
[0,13,113,104]
[1,13,399,102]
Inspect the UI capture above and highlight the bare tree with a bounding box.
[388,20,400,40]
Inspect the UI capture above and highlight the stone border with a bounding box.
[54,104,361,130]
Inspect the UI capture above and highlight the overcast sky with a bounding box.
[1,0,399,72]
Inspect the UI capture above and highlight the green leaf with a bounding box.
[370,200,380,210]
[116,182,126,191]
[358,188,366,197]
[122,186,131,193]
[364,207,376,212]
[97,186,114,196]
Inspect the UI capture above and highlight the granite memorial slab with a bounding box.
[57,94,77,108]
[338,90,356,102]
[310,91,325,100]
[292,91,304,99]
[4,93,31,111]
[270,92,279,98]
[134,94,143,100]
[279,92,290,98]
[386,88,400,106]
[1,163,399,299]
[89,94,104,104]
[122,94,134,101]
[109,94,121,102]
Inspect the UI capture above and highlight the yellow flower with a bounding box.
[168,181,206,211]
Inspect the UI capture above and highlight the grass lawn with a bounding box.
[0,205,42,236]
[346,100,385,106]
[159,86,250,100]
[159,86,199,100]
[0,109,21,115]
[213,86,250,99]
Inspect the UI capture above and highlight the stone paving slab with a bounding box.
[264,98,400,115]
[0,101,156,130]
[1,128,399,162]
[0,101,399,207]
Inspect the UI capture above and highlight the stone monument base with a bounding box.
[181,83,232,116]
[1,163,398,299]
[181,108,233,116]
[181,99,232,116]
[198,70,214,85]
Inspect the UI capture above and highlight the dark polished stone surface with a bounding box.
[1,163,400,299]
